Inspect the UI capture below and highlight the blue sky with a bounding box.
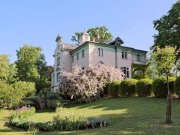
[0,0,177,65]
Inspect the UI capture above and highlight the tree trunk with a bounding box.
[166,75,172,123]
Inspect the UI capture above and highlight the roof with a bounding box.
[62,43,78,50]
[109,37,124,45]
[68,37,147,53]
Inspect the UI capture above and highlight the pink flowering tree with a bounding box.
[59,65,124,103]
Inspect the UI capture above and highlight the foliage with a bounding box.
[175,76,180,97]
[13,81,36,97]
[60,65,124,103]
[71,26,113,43]
[46,100,62,109]
[152,77,175,98]
[7,111,109,131]
[0,55,18,83]
[16,45,42,82]
[0,81,36,109]
[136,79,153,97]
[108,80,121,97]
[152,1,180,60]
[132,63,148,79]
[0,81,15,108]
[15,45,52,93]
[151,47,176,76]
[10,107,35,120]
[0,55,10,81]
[119,79,138,96]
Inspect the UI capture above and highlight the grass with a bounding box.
[1,97,180,134]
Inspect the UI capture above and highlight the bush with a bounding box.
[136,79,153,97]
[60,65,124,103]
[152,77,175,98]
[108,80,121,97]
[10,107,35,120]
[119,79,138,96]
[7,111,110,131]
[175,76,180,97]
[46,100,62,109]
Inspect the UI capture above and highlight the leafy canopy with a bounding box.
[151,47,176,75]
[152,1,180,60]
[71,26,113,43]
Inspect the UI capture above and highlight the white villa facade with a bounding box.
[51,33,147,92]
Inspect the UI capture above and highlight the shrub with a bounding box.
[119,79,138,96]
[136,79,153,97]
[60,65,124,103]
[175,76,180,97]
[7,111,110,131]
[152,77,175,98]
[46,100,62,109]
[108,80,121,97]
[10,107,35,120]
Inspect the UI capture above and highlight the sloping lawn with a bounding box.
[1,97,180,135]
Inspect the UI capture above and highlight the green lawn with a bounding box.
[1,97,180,135]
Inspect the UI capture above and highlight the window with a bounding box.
[72,55,74,62]
[121,67,129,78]
[137,54,140,62]
[57,72,60,82]
[122,51,127,59]
[82,50,84,58]
[57,56,60,66]
[98,48,101,56]
[98,48,103,56]
[77,53,79,60]
[101,49,103,56]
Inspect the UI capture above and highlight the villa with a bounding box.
[51,33,147,92]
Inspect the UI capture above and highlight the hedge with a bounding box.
[119,79,138,96]
[152,77,175,98]
[136,79,153,97]
[175,76,180,97]
[108,80,121,97]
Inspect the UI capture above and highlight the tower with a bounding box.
[79,32,90,45]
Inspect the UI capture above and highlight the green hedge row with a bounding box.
[107,76,180,98]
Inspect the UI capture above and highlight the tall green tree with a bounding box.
[152,47,176,123]
[16,45,41,82]
[152,1,180,60]
[71,26,113,43]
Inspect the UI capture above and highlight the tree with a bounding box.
[16,45,42,82]
[152,1,180,60]
[71,26,113,43]
[151,47,176,123]
[16,45,53,93]
[0,55,18,83]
